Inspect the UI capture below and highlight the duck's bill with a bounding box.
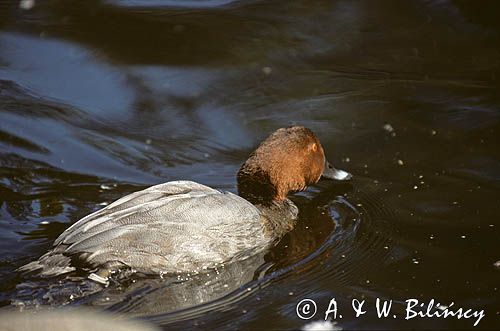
[322,161,352,181]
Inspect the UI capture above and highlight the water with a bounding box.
[0,0,499,329]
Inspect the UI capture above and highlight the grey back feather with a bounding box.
[46,181,269,274]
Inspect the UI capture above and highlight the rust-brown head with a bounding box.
[237,126,351,204]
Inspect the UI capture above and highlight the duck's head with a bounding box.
[237,126,351,204]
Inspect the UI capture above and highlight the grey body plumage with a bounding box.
[20,181,273,277]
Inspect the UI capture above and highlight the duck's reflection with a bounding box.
[99,251,266,317]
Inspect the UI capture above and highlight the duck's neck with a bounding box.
[255,199,299,240]
[237,166,299,239]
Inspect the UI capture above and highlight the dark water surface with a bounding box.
[0,0,499,329]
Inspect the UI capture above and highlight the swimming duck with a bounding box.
[19,126,351,282]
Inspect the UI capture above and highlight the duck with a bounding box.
[19,126,352,283]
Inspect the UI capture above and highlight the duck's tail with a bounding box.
[17,252,75,277]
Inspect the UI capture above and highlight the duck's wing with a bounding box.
[54,180,218,247]
[47,180,266,274]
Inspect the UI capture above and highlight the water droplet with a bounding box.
[19,0,35,10]
[383,123,394,133]
[262,67,272,75]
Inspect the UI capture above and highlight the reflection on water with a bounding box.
[1,0,499,329]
